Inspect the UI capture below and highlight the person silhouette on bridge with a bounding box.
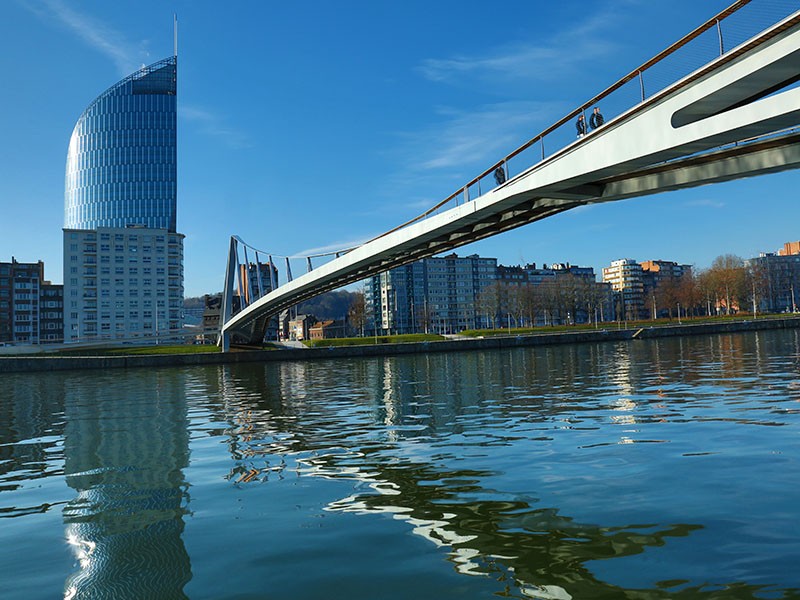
[576,113,587,138]
[590,106,605,130]
[494,165,506,185]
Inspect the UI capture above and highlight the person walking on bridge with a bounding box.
[576,113,587,138]
[590,106,604,130]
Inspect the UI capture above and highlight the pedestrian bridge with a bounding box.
[221,1,800,349]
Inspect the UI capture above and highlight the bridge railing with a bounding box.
[369,0,799,235]
[223,235,356,318]
[226,0,800,313]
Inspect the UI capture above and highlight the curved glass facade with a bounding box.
[65,57,177,232]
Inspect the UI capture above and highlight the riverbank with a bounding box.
[2,316,800,373]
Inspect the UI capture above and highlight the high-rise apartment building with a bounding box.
[365,253,497,334]
[602,258,645,320]
[63,56,184,342]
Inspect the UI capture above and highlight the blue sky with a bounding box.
[2,0,799,297]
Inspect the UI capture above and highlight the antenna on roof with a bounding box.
[173,14,178,57]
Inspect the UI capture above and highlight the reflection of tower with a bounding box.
[381,357,398,429]
[62,371,191,599]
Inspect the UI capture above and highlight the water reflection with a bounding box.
[61,371,191,599]
[0,375,68,516]
[2,330,800,599]
[209,332,800,598]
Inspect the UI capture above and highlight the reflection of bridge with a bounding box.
[221,2,800,349]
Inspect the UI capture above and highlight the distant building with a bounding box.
[641,260,692,285]
[63,228,184,341]
[237,261,279,305]
[498,262,609,325]
[603,258,644,320]
[288,314,316,341]
[747,248,800,313]
[365,253,497,334]
[309,319,348,340]
[778,241,800,256]
[0,258,63,344]
[641,260,692,318]
[40,282,64,343]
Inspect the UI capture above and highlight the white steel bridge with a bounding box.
[221,0,800,349]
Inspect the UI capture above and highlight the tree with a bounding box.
[476,282,502,329]
[521,283,544,327]
[655,277,680,319]
[676,272,701,317]
[348,291,366,336]
[707,255,748,314]
[505,283,527,328]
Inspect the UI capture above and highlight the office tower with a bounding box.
[63,57,184,342]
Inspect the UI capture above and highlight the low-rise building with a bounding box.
[288,314,316,341]
[309,319,348,340]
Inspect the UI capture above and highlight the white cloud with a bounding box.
[26,0,148,74]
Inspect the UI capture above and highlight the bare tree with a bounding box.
[521,284,545,327]
[676,272,701,317]
[655,277,680,319]
[707,255,748,314]
[476,281,502,329]
[348,290,366,336]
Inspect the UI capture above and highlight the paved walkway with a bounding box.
[277,340,308,349]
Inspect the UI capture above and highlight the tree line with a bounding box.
[343,252,798,337]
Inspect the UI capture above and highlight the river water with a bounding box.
[1,329,800,599]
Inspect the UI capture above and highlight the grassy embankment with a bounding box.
[35,313,794,355]
[51,344,223,356]
[459,312,788,338]
[303,333,444,348]
[307,312,792,347]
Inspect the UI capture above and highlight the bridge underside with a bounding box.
[224,12,800,347]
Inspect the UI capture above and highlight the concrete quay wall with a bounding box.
[2,317,800,374]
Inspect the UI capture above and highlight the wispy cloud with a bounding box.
[418,101,558,170]
[417,10,620,86]
[180,105,253,149]
[385,99,565,191]
[23,0,148,74]
[293,238,370,257]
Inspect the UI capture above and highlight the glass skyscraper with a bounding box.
[65,56,177,232]
[63,57,184,343]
